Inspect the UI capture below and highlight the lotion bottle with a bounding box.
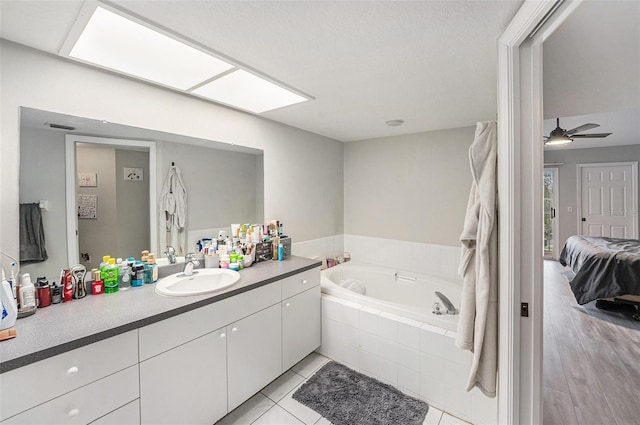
[18,273,36,310]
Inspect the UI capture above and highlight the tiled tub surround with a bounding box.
[292,234,461,280]
[318,266,497,424]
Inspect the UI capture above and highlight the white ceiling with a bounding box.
[0,0,523,142]
[2,1,637,144]
[542,0,639,151]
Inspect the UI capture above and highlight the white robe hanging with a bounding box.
[159,165,187,256]
[455,121,498,398]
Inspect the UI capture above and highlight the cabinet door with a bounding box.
[282,285,321,371]
[140,329,227,425]
[227,304,282,411]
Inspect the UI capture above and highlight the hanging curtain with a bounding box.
[158,164,187,255]
[456,121,498,398]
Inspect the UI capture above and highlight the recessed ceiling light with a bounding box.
[64,6,233,90]
[192,69,309,113]
[386,119,404,127]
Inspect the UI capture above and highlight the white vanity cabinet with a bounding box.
[0,264,322,425]
[282,285,321,371]
[139,329,227,425]
[227,304,282,411]
[0,331,139,424]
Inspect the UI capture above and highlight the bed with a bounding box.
[559,235,640,309]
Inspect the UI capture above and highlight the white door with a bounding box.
[579,162,638,238]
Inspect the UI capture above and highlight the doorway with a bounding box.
[577,162,638,239]
[543,168,559,259]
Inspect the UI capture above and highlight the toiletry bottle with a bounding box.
[103,259,119,293]
[117,258,131,290]
[19,273,36,310]
[132,261,145,287]
[51,282,62,303]
[272,236,280,260]
[70,264,87,299]
[62,269,73,302]
[1,270,18,330]
[36,278,51,307]
[146,254,158,283]
[278,243,284,261]
[91,269,104,295]
[141,250,151,284]
[99,255,111,279]
[9,262,17,302]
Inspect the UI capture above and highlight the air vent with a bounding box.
[47,123,76,131]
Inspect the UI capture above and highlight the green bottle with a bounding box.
[103,258,119,293]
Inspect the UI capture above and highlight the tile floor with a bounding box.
[216,352,471,425]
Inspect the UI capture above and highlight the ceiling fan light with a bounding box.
[545,135,573,146]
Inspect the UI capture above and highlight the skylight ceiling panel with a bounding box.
[192,69,308,114]
[68,7,233,90]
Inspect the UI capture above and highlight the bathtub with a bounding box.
[318,261,496,423]
[321,261,460,331]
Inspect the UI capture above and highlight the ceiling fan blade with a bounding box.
[571,132,612,138]
[566,123,599,135]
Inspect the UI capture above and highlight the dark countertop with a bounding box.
[0,256,321,373]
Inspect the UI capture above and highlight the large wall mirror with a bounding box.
[19,107,264,279]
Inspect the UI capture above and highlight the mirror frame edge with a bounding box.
[65,135,157,266]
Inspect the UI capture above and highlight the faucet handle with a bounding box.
[165,246,176,255]
[185,252,195,261]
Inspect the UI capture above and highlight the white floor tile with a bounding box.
[253,405,304,425]
[261,370,305,402]
[292,352,330,378]
[439,412,472,425]
[216,393,274,425]
[422,406,444,425]
[278,383,322,425]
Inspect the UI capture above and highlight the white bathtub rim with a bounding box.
[321,261,459,332]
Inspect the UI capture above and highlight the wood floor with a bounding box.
[543,260,640,425]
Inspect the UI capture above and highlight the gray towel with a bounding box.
[20,203,48,263]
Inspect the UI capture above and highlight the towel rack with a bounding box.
[39,200,49,211]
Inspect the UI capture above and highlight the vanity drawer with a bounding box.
[2,365,139,424]
[139,281,282,361]
[0,330,138,421]
[282,267,320,299]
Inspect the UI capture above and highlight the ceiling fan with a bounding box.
[544,118,612,145]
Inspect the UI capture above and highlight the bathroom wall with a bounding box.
[115,149,150,261]
[18,127,67,279]
[344,126,474,248]
[76,145,118,270]
[1,40,344,270]
[544,144,640,246]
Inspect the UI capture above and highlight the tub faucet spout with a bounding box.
[435,291,457,315]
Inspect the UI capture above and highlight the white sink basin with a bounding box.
[155,268,240,297]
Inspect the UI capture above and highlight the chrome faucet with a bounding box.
[183,253,200,276]
[164,246,177,264]
[435,291,457,315]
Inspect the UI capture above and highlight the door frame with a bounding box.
[576,161,638,239]
[65,135,157,267]
[543,167,560,259]
[497,1,583,424]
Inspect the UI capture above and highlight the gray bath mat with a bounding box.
[292,361,428,425]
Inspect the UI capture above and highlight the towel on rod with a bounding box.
[19,202,48,263]
[455,121,498,398]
